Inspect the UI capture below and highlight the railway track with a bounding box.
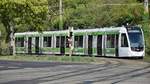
[31,59,123,83]
[42,59,150,84]
[89,65,150,84]
[0,59,150,84]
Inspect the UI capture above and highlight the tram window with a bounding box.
[74,36,83,48]
[15,37,24,47]
[56,36,60,48]
[106,35,115,48]
[43,36,51,47]
[121,34,128,47]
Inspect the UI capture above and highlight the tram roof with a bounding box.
[15,27,126,37]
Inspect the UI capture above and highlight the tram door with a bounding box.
[28,37,32,54]
[115,35,119,57]
[97,35,102,56]
[60,36,65,55]
[35,37,40,54]
[105,34,119,57]
[88,35,93,55]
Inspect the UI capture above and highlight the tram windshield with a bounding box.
[128,28,144,51]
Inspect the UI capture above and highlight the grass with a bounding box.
[144,55,150,63]
[0,55,150,63]
[0,55,98,63]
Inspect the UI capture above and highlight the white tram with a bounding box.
[15,26,145,58]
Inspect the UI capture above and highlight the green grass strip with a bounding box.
[0,55,98,63]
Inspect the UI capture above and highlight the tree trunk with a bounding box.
[9,22,16,56]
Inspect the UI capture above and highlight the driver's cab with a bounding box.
[119,26,145,57]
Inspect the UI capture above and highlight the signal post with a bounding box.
[68,27,74,56]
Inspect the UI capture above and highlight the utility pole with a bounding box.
[59,0,63,30]
[144,0,149,14]
[144,0,149,19]
[0,31,1,55]
[0,31,1,37]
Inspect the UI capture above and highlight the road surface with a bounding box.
[0,58,150,84]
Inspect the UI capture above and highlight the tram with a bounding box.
[15,26,145,58]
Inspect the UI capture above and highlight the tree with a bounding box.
[0,0,49,55]
[60,0,144,29]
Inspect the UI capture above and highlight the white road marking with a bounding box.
[8,67,19,69]
[0,66,4,68]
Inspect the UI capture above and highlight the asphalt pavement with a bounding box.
[0,58,150,84]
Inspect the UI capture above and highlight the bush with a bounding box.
[0,41,10,55]
[147,47,150,55]
[143,22,150,56]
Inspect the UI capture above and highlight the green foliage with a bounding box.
[142,21,150,55]
[56,0,144,29]
[0,0,49,55]
[0,0,49,33]
[0,0,150,55]
[0,55,96,63]
[0,23,8,55]
[0,0,146,30]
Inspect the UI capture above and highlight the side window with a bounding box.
[15,37,24,47]
[56,36,60,48]
[43,36,51,47]
[106,35,115,48]
[74,36,83,48]
[121,33,128,47]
